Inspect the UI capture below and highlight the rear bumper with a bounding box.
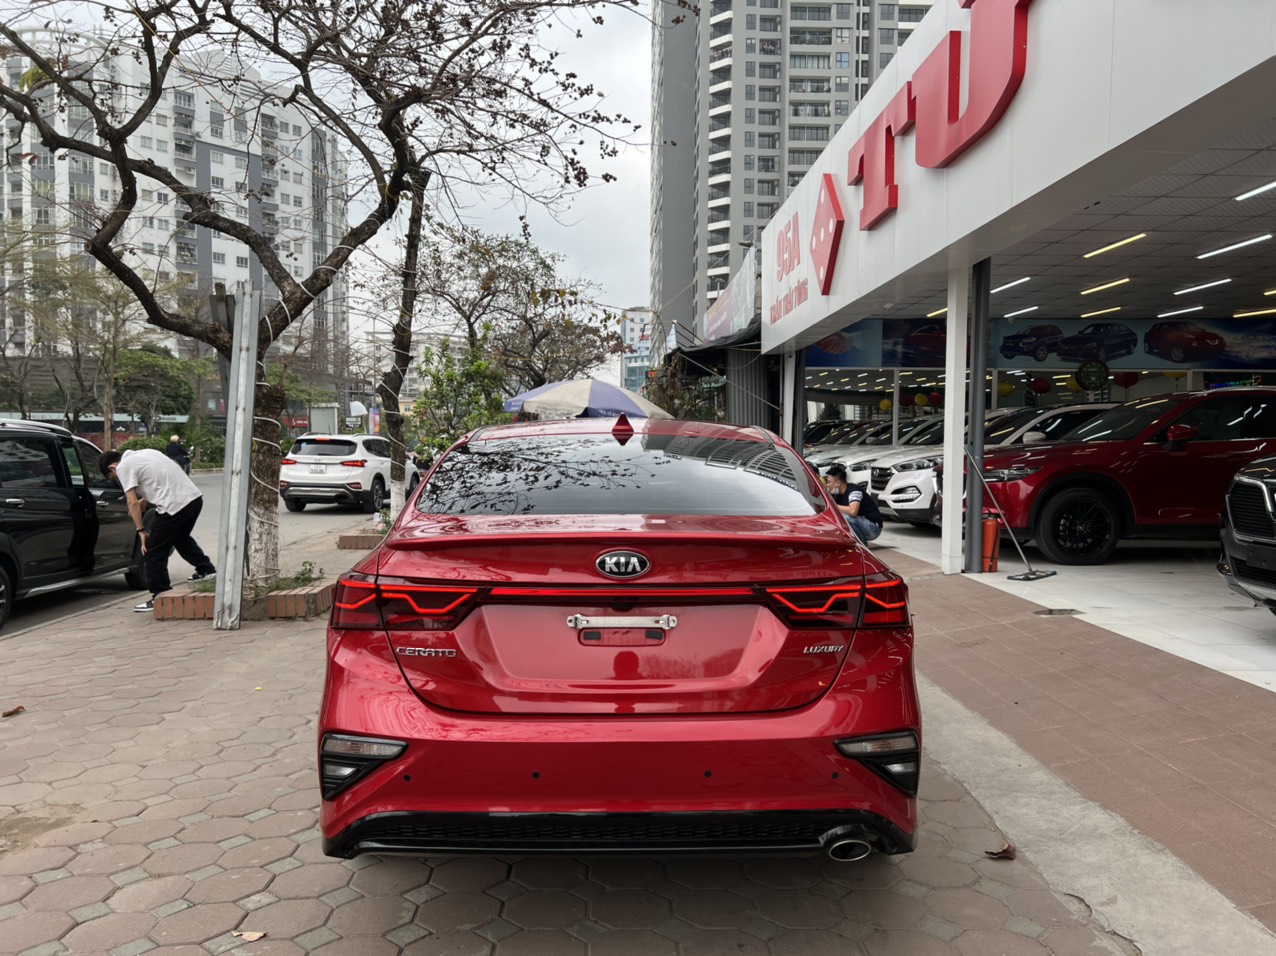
[280,483,369,506]
[319,628,921,858]
[1219,520,1276,609]
[324,809,915,858]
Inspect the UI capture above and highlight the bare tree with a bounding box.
[0,0,644,584]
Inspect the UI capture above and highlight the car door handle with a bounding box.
[96,499,111,507]
[4,498,24,508]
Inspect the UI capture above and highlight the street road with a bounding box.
[1,473,371,637]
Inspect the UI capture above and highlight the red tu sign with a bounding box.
[773,0,1032,314]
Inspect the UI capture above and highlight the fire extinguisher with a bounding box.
[982,515,1002,573]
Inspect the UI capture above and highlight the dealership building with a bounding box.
[745,0,1276,572]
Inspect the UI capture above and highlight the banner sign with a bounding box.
[807,316,1273,371]
[703,247,759,343]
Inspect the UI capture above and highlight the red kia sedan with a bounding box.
[320,417,919,861]
[980,388,1276,564]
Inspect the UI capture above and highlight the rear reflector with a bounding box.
[281,458,297,465]
[320,733,406,799]
[835,731,919,795]
[330,574,477,631]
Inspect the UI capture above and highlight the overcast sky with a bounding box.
[468,9,653,313]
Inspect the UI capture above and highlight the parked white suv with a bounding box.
[279,434,419,513]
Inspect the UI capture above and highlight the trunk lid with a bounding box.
[371,514,878,716]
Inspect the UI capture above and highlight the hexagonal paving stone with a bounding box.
[767,928,869,956]
[401,930,493,956]
[143,842,224,877]
[665,859,746,890]
[22,874,115,911]
[268,861,354,899]
[149,901,245,945]
[219,837,299,869]
[586,859,665,889]
[348,859,433,897]
[924,887,1014,930]
[326,895,416,936]
[863,927,962,956]
[61,911,157,952]
[103,874,193,913]
[415,891,501,932]
[429,858,509,893]
[742,859,823,890]
[185,867,274,904]
[508,858,586,890]
[230,898,332,937]
[898,855,980,889]
[590,888,671,929]
[492,929,586,956]
[105,819,185,845]
[842,889,927,929]
[503,889,589,929]
[0,845,75,877]
[311,938,400,955]
[65,844,151,877]
[955,928,1055,956]
[673,888,758,929]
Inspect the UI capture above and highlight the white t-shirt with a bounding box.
[115,448,201,515]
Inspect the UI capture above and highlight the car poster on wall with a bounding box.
[809,317,1266,370]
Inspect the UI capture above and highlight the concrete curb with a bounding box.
[920,673,1276,955]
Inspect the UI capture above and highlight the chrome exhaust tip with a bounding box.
[823,829,874,862]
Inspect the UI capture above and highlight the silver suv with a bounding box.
[279,434,419,513]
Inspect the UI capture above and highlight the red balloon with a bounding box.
[899,392,914,407]
[1029,377,1052,395]
[929,391,943,407]
[1113,371,1139,389]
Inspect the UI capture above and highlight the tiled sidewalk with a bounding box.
[892,549,1276,934]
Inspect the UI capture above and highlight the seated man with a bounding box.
[824,464,883,545]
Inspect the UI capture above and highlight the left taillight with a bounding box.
[330,573,479,631]
[339,459,368,467]
[280,457,297,465]
[861,571,910,627]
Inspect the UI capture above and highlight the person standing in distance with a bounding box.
[824,464,883,546]
[100,448,217,612]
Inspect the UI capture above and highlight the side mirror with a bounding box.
[1020,430,1047,444]
[1165,423,1199,447]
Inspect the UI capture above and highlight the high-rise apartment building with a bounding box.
[619,308,654,392]
[649,0,934,355]
[0,33,351,408]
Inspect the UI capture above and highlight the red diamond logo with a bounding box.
[809,173,845,296]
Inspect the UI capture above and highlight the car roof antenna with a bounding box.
[612,413,634,446]
[963,446,1058,582]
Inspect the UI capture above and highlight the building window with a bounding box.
[743,225,754,240]
[234,156,248,169]
[835,28,852,43]
[880,51,894,68]
[744,154,755,170]
[758,132,779,149]
[746,14,756,28]
[835,51,851,68]
[757,202,778,219]
[213,252,226,264]
[745,131,755,147]
[879,28,895,44]
[745,60,756,77]
[236,255,249,268]
[292,123,302,135]
[835,3,852,17]
[835,100,849,115]
[140,135,153,148]
[836,75,850,91]
[211,176,224,189]
[156,191,169,203]
[745,84,755,100]
[210,125,223,138]
[743,201,754,217]
[759,38,781,55]
[790,54,831,69]
[757,155,778,171]
[744,178,754,193]
[760,62,781,78]
[899,6,926,21]
[174,91,194,108]
[211,151,224,165]
[898,29,912,44]
[293,196,302,207]
[746,37,756,53]
[156,139,168,152]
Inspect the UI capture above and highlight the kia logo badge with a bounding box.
[596,550,650,579]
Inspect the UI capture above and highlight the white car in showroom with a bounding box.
[870,403,1115,525]
[279,434,420,513]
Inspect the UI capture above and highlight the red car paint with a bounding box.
[319,418,920,859]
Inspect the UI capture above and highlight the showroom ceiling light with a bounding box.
[1157,305,1204,318]
[1235,306,1276,318]
[991,277,1031,294]
[926,307,947,318]
[1235,180,1276,201]
[1080,278,1130,295]
[1080,306,1121,318]
[1197,234,1273,258]
[1083,233,1146,258]
[1174,278,1231,295]
[1004,306,1039,318]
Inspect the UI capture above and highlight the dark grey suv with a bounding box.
[0,420,147,629]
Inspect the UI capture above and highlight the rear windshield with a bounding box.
[1068,397,1179,442]
[293,439,358,457]
[418,435,825,516]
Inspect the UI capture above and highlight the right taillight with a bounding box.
[861,571,910,627]
[330,574,478,631]
[280,457,296,465]
[764,572,910,629]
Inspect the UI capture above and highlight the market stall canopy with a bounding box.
[504,378,673,420]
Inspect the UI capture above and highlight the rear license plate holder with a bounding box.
[309,464,327,474]
[567,614,675,647]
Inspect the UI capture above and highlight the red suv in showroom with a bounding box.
[320,418,919,861]
[979,389,1276,564]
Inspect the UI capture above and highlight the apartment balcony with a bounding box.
[709,117,732,134]
[789,31,832,45]
[708,184,731,202]
[707,241,732,257]
[710,24,733,43]
[709,0,732,20]
[708,194,731,210]
[707,143,733,164]
[709,75,733,94]
[709,44,733,63]
[707,207,731,225]
[707,166,732,185]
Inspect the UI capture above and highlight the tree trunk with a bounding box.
[102,375,115,451]
[380,170,428,519]
[246,376,286,587]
